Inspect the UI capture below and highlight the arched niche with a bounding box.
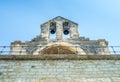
[33,43,86,55]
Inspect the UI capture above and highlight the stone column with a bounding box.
[56,22,63,40]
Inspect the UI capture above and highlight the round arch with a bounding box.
[33,42,86,55]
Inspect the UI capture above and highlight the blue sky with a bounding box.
[0,0,120,46]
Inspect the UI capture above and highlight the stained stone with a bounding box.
[10,16,110,55]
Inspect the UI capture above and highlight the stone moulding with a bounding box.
[0,55,120,60]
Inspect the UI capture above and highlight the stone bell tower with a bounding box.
[40,16,79,40]
[10,16,110,55]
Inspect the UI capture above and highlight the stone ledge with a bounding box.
[0,54,120,60]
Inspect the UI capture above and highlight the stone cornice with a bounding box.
[0,55,120,60]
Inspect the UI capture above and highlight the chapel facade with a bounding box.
[10,16,110,55]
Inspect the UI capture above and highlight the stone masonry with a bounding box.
[10,16,110,55]
[0,55,120,82]
[0,16,118,82]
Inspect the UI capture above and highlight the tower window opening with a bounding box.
[50,22,56,39]
[63,22,70,38]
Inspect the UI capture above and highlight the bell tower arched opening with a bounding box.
[49,22,56,39]
[63,22,70,38]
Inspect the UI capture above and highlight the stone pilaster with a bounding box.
[56,22,63,40]
[70,24,79,39]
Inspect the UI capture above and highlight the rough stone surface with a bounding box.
[0,59,120,82]
[0,55,120,60]
[10,16,110,55]
[4,16,115,82]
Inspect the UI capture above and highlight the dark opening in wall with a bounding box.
[50,22,56,39]
[63,22,70,38]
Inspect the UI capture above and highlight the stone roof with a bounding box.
[41,16,78,26]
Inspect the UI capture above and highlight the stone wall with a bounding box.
[0,55,120,82]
